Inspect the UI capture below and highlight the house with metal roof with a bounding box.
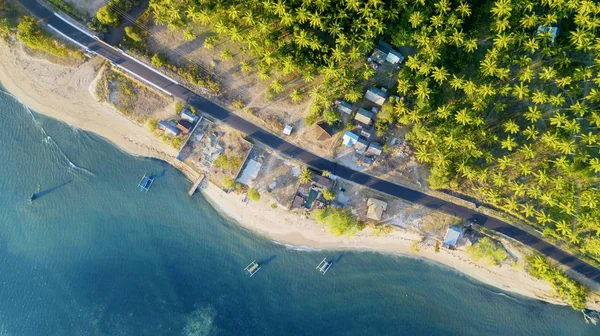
[536,25,559,43]
[337,101,353,115]
[181,109,199,123]
[177,119,194,134]
[283,124,293,136]
[365,87,388,106]
[370,41,405,65]
[342,131,359,147]
[157,120,168,130]
[354,108,374,125]
[165,121,181,136]
[355,138,369,154]
[365,142,383,156]
[442,226,462,249]
[316,121,336,140]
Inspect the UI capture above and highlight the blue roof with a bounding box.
[167,121,180,135]
[442,226,461,248]
[343,131,359,147]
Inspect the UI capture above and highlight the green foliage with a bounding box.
[146,118,158,131]
[124,26,144,42]
[16,16,82,59]
[322,108,340,125]
[96,5,120,27]
[526,255,588,311]
[315,207,361,236]
[219,49,233,61]
[322,188,335,201]
[466,237,507,266]
[270,203,278,209]
[171,136,182,149]
[46,0,82,20]
[151,53,165,67]
[247,188,260,201]
[213,154,242,171]
[223,176,235,190]
[0,17,13,40]
[97,0,133,27]
[175,101,183,113]
[299,166,312,184]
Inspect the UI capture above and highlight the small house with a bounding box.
[297,181,312,196]
[291,195,305,209]
[365,87,388,106]
[355,138,369,154]
[537,25,559,43]
[316,121,336,140]
[370,41,404,65]
[337,101,353,115]
[442,226,462,249]
[366,198,388,221]
[354,108,374,126]
[283,124,293,136]
[158,120,168,130]
[165,121,181,136]
[312,175,333,190]
[365,142,383,156]
[177,119,194,134]
[181,109,198,123]
[386,49,404,64]
[343,131,359,147]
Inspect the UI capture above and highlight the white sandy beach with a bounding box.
[1,42,598,310]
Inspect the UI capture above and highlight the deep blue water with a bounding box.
[0,89,597,335]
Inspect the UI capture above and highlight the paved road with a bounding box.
[19,0,600,283]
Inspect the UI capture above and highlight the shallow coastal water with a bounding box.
[0,90,597,335]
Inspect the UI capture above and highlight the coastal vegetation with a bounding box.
[386,0,600,267]
[526,254,588,311]
[466,237,508,266]
[16,16,84,60]
[315,207,364,236]
[247,187,261,201]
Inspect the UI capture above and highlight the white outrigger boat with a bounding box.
[316,258,332,275]
[244,260,261,277]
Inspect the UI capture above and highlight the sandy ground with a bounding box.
[1,41,598,311]
[0,42,177,160]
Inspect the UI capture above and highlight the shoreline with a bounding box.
[1,42,598,311]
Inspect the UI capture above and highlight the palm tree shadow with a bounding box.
[34,180,73,199]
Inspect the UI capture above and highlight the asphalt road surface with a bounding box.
[19,0,600,283]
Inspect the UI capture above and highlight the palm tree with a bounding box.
[299,166,312,184]
[457,1,471,17]
[491,0,512,18]
[290,89,302,103]
[464,38,478,53]
[270,80,284,94]
[512,82,530,100]
[409,11,424,28]
[519,144,536,159]
[431,66,449,85]
[503,120,520,134]
[454,108,471,125]
[501,136,518,151]
[523,125,539,140]
[531,90,548,104]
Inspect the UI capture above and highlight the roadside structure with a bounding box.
[181,108,199,123]
[354,108,374,126]
[442,226,462,249]
[336,100,353,115]
[316,121,336,140]
[365,87,388,106]
[166,121,181,136]
[366,198,388,221]
[283,124,293,136]
[370,41,405,65]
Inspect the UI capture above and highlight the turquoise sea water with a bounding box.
[0,89,597,335]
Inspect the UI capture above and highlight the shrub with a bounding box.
[146,118,158,131]
[322,188,335,201]
[247,188,260,201]
[171,137,182,149]
[223,176,235,190]
[213,155,241,171]
[151,53,165,67]
[175,101,183,113]
[17,16,80,59]
[124,26,143,42]
[314,207,360,236]
[270,203,277,209]
[466,237,507,266]
[96,5,120,27]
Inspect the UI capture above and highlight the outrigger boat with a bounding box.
[138,174,154,192]
[316,258,332,275]
[244,260,261,277]
[28,184,41,202]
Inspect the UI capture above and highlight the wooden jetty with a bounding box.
[244,260,261,277]
[188,174,205,196]
[316,258,332,275]
[138,174,154,192]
